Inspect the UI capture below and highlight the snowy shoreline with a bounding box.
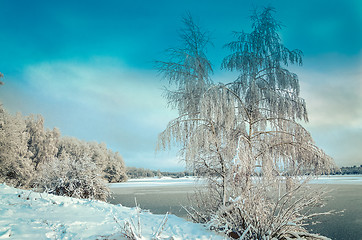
[308,175,362,185]
[2,176,361,239]
[0,184,223,240]
[110,175,362,189]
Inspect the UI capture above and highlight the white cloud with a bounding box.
[24,58,177,127]
[18,57,362,168]
[19,58,180,170]
[294,57,362,166]
[298,65,362,129]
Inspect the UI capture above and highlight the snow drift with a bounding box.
[0,184,223,239]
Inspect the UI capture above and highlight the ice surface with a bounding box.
[109,176,202,188]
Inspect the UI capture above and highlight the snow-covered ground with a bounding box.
[0,183,224,240]
[2,176,361,239]
[308,175,362,185]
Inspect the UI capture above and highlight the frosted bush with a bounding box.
[37,156,110,201]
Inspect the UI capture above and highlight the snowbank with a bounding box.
[0,184,223,239]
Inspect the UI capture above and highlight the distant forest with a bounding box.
[127,165,362,179]
[126,167,193,179]
[332,165,362,175]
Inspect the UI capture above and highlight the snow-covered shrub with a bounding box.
[187,177,332,240]
[37,155,110,201]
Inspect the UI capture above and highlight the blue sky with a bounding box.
[0,0,361,170]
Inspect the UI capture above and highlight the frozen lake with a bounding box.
[109,175,362,240]
[109,177,197,217]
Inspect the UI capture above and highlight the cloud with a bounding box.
[10,55,362,169]
[126,150,185,172]
[26,60,154,108]
[294,56,362,166]
[24,58,177,121]
[298,64,362,129]
[18,58,180,170]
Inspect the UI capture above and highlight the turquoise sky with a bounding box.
[0,0,361,170]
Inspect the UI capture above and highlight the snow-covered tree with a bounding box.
[158,8,336,239]
[0,100,127,197]
[0,106,33,187]
[25,115,60,170]
[157,13,237,212]
[56,137,91,160]
[156,14,213,117]
[87,141,127,183]
[57,138,127,183]
[102,150,127,183]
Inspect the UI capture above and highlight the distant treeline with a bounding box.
[126,165,362,179]
[126,167,193,179]
[332,165,362,175]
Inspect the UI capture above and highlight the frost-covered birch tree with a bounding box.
[219,7,335,186]
[156,15,235,209]
[158,7,336,239]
